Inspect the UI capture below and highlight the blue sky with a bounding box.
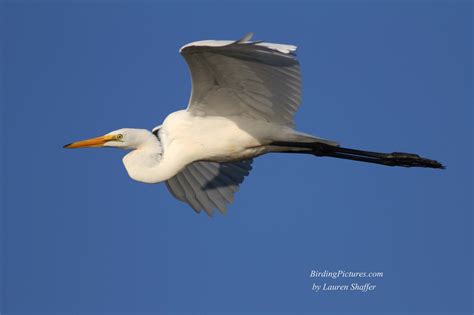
[2,1,472,314]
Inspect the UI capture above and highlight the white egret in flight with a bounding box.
[65,33,443,216]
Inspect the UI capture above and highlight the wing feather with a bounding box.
[166,160,253,215]
[187,163,228,214]
[174,172,203,213]
[180,34,301,127]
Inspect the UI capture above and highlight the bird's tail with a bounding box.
[270,140,444,169]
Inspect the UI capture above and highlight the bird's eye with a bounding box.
[116,134,124,141]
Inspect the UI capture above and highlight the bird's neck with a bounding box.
[122,141,182,184]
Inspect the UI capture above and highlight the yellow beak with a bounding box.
[64,134,117,149]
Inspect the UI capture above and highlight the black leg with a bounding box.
[271,141,445,169]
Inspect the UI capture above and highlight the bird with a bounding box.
[64,33,444,216]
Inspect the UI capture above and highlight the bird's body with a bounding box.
[123,109,325,183]
[65,33,443,215]
[160,110,265,163]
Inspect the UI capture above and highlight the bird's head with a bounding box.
[64,128,157,150]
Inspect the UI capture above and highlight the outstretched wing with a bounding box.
[166,160,253,216]
[180,33,301,127]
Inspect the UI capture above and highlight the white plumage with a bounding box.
[181,35,302,126]
[65,33,443,216]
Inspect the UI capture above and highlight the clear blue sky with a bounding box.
[2,1,472,314]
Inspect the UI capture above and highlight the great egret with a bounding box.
[64,33,443,216]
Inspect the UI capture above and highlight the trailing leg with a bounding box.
[270,141,444,169]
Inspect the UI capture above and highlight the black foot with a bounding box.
[386,152,445,169]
